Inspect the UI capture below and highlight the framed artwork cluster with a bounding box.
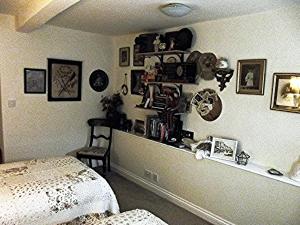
[235,58,300,114]
[24,58,82,101]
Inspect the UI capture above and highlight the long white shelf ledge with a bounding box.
[115,130,300,188]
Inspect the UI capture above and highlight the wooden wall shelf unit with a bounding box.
[136,50,190,64]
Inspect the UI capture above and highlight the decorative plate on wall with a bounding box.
[89,69,109,92]
[191,88,222,121]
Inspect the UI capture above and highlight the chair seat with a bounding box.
[77,146,107,157]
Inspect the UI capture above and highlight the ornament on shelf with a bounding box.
[215,68,234,91]
[289,157,300,182]
[236,151,250,166]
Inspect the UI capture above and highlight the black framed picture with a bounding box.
[236,59,266,95]
[131,70,146,95]
[119,47,130,67]
[24,68,46,94]
[48,58,82,101]
[133,44,144,66]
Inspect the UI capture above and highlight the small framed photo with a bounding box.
[119,47,130,67]
[133,44,144,66]
[48,58,82,101]
[236,59,266,95]
[24,68,46,94]
[210,137,238,161]
[270,73,300,113]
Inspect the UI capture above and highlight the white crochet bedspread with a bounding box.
[0,156,119,225]
[62,209,168,225]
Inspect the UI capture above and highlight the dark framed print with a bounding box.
[119,47,130,67]
[24,68,46,94]
[48,58,82,101]
[133,44,144,66]
[236,59,266,95]
[270,73,300,113]
[131,70,146,95]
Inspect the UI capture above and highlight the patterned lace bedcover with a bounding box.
[0,156,119,225]
[61,209,168,225]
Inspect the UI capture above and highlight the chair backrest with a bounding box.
[87,118,113,155]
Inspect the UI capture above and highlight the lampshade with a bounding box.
[160,3,192,17]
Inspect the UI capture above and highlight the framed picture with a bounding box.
[133,44,144,66]
[24,68,46,94]
[210,137,238,161]
[270,73,300,113]
[119,47,130,67]
[236,59,266,95]
[48,58,82,101]
[131,70,146,95]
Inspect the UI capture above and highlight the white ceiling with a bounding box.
[1,0,299,35]
[0,0,29,15]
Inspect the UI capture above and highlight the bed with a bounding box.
[0,156,119,225]
[61,209,168,225]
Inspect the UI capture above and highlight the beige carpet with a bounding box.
[105,172,212,225]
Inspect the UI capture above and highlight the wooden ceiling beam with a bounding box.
[16,0,80,33]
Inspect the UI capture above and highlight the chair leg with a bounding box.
[103,159,106,174]
[108,154,111,172]
[89,159,92,168]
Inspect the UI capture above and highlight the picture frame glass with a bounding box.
[119,47,130,67]
[24,69,46,94]
[237,59,266,95]
[131,70,146,95]
[210,137,238,161]
[271,73,300,113]
[48,59,82,101]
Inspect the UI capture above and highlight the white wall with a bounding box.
[111,6,300,225]
[0,14,114,162]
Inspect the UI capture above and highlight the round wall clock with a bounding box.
[89,69,109,92]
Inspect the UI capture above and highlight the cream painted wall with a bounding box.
[111,6,300,225]
[0,14,114,162]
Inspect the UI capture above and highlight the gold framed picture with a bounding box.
[270,73,300,113]
[236,59,267,95]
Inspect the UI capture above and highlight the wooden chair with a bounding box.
[76,118,112,174]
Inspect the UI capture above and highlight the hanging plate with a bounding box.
[198,53,217,80]
[89,69,109,92]
[191,88,222,121]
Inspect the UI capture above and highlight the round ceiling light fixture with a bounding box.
[160,3,192,17]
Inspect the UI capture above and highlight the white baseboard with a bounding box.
[111,163,235,225]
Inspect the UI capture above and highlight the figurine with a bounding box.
[289,157,300,182]
[153,35,161,52]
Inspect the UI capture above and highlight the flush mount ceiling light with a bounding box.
[160,3,192,17]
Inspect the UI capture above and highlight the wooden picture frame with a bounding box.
[48,58,82,101]
[119,47,130,67]
[210,137,238,162]
[24,68,46,94]
[236,59,266,95]
[270,73,300,113]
